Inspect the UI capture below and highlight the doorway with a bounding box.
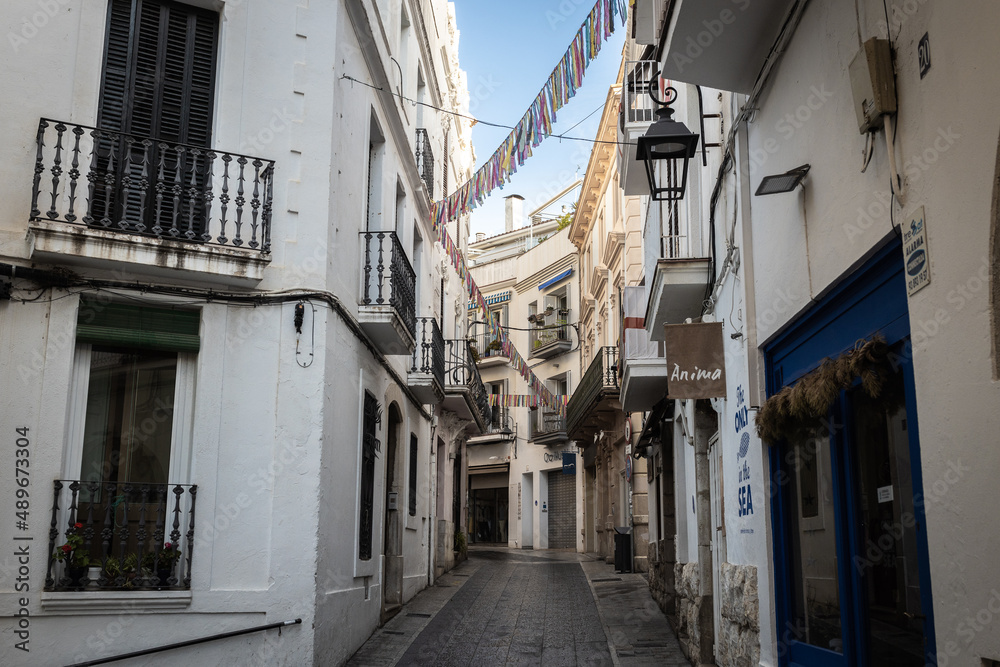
[381,403,403,617]
[767,241,935,667]
[471,487,508,544]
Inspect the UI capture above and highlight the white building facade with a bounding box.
[0,1,482,665]
[467,195,584,553]
[624,1,1000,666]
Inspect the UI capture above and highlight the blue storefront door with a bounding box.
[766,240,935,667]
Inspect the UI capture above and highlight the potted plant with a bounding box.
[53,523,90,587]
[468,342,480,364]
[103,553,142,589]
[487,339,502,354]
[153,542,182,586]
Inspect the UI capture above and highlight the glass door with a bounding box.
[844,373,929,666]
[777,363,934,667]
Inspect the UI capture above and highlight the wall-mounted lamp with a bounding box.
[635,86,700,201]
[755,164,811,196]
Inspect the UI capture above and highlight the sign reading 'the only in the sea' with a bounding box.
[903,206,930,296]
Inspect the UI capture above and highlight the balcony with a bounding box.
[657,0,790,94]
[28,119,274,287]
[529,310,572,360]
[566,346,620,442]
[467,407,517,446]
[646,257,712,341]
[442,339,492,434]
[359,231,416,355]
[529,409,568,446]
[44,480,196,594]
[632,0,667,45]
[409,317,445,404]
[469,327,510,368]
[618,61,657,197]
[415,128,434,199]
[620,285,667,412]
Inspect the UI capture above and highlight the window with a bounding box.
[75,298,200,489]
[359,391,380,561]
[395,180,406,235]
[408,434,418,516]
[94,0,219,233]
[397,6,411,99]
[366,114,385,231]
[48,297,199,593]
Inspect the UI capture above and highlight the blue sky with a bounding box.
[453,1,626,238]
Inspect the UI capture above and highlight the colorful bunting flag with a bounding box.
[430,0,626,228]
[429,0,626,413]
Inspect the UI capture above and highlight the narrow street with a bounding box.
[347,548,688,667]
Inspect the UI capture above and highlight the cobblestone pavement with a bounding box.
[346,547,688,667]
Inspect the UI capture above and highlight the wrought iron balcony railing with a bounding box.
[360,231,417,341]
[444,338,492,426]
[30,119,274,252]
[415,129,434,199]
[530,409,567,442]
[469,328,507,363]
[622,60,658,126]
[45,480,196,592]
[529,310,572,358]
[411,317,445,387]
[566,346,619,437]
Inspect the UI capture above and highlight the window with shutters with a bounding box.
[46,297,200,595]
[91,0,219,236]
[359,392,381,561]
[408,434,418,516]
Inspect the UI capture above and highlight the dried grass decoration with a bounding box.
[755,336,896,443]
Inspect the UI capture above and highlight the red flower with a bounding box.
[61,544,72,553]
[74,523,83,529]
[164,542,172,549]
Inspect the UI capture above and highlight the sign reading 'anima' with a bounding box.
[664,322,727,399]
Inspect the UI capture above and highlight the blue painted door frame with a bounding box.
[765,239,936,667]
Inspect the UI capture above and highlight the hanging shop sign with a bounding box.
[664,322,727,399]
[903,206,930,296]
[562,452,576,475]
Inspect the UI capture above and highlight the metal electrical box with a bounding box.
[849,38,897,133]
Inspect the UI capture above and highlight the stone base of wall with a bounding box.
[717,562,760,667]
[648,539,676,623]
[675,561,705,662]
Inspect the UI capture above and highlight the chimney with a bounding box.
[504,194,524,233]
[475,232,485,243]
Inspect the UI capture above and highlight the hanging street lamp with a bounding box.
[635,86,700,201]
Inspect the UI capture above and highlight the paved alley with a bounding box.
[346,548,688,667]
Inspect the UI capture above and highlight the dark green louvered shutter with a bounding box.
[94,0,219,232]
[77,297,200,352]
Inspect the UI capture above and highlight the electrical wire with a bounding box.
[340,74,632,148]
[2,266,433,418]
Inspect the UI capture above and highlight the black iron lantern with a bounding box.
[635,87,700,201]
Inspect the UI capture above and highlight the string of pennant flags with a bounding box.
[431,0,627,414]
[489,395,571,409]
[430,0,627,229]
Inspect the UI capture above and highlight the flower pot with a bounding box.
[157,566,175,587]
[67,564,88,588]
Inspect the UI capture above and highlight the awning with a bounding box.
[539,268,573,290]
[469,290,511,310]
[468,462,510,475]
[636,398,672,451]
